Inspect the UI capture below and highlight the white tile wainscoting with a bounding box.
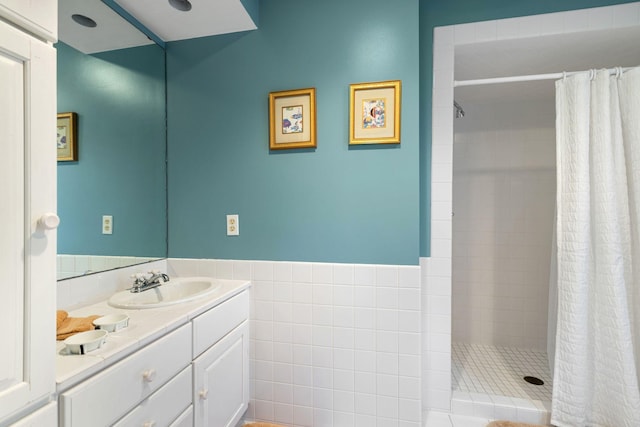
[166,258,422,427]
[58,257,554,425]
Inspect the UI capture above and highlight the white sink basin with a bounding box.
[108,277,221,309]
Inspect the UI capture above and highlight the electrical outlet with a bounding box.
[102,215,113,234]
[226,214,239,236]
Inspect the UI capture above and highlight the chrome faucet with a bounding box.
[130,270,170,293]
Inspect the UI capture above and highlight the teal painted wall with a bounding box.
[239,0,259,26]
[167,0,420,265]
[166,0,636,264]
[57,42,167,257]
[418,0,638,257]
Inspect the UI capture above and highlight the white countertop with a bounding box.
[55,278,250,393]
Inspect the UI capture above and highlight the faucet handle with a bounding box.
[130,273,146,284]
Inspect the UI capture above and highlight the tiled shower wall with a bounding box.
[166,259,422,427]
[452,100,556,350]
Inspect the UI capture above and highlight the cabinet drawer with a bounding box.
[60,324,191,427]
[192,290,249,357]
[113,366,191,427]
[169,406,193,427]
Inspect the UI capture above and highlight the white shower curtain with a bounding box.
[552,67,640,427]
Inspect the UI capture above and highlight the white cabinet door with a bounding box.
[193,321,250,427]
[0,0,57,42]
[0,19,56,424]
[9,402,57,427]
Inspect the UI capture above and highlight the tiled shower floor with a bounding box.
[452,342,553,402]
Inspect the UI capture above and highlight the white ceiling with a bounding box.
[59,0,154,54]
[454,26,640,107]
[115,0,256,42]
[59,0,257,54]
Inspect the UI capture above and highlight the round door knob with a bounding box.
[142,422,156,427]
[199,389,209,400]
[38,212,60,230]
[142,369,156,382]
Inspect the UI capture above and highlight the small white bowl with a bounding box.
[93,314,130,332]
[64,330,108,355]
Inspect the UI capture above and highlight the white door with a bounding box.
[193,321,249,427]
[0,19,57,423]
[0,0,57,42]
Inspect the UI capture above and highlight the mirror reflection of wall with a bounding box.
[57,1,167,280]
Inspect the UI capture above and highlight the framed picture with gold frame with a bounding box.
[349,80,401,145]
[57,112,78,161]
[269,88,316,150]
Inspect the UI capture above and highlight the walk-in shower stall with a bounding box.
[451,90,556,405]
[425,5,640,425]
[450,57,640,422]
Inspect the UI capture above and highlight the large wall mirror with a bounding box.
[57,0,167,280]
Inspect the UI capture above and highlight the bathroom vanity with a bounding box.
[55,279,250,427]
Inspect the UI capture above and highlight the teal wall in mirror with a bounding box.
[57,41,167,278]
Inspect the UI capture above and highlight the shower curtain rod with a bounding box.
[454,66,634,87]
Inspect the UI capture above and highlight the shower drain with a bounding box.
[523,376,544,385]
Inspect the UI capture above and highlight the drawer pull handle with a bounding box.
[199,389,209,400]
[142,369,157,382]
[143,422,156,427]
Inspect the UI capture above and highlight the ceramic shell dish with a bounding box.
[64,329,108,354]
[93,313,129,332]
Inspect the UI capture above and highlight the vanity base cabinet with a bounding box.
[57,287,251,427]
[59,324,192,426]
[193,320,250,427]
